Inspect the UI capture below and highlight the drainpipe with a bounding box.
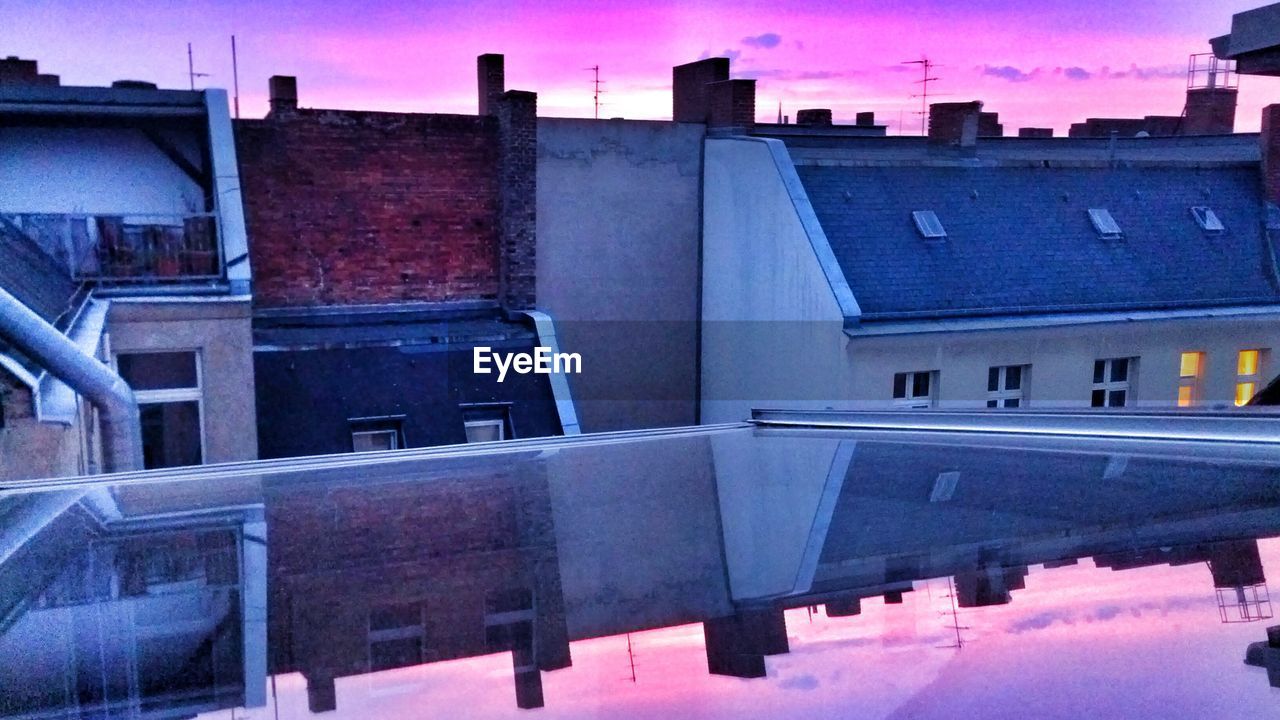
[0,287,143,473]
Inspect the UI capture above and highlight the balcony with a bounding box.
[1,212,223,284]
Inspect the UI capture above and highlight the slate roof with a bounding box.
[0,218,80,326]
[794,163,1280,320]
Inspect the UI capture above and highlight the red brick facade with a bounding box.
[1263,104,1280,207]
[236,110,502,308]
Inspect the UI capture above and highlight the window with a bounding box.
[1092,357,1135,408]
[116,351,203,469]
[462,403,514,443]
[892,371,936,408]
[1178,351,1204,407]
[987,365,1028,408]
[1191,206,1225,233]
[368,602,426,672]
[349,416,405,453]
[1237,349,1264,406]
[1087,208,1122,240]
[911,210,947,240]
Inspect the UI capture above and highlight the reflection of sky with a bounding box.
[10,1,1280,134]
[204,537,1280,719]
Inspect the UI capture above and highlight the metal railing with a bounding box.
[2,212,224,283]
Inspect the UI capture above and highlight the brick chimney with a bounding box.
[673,58,730,123]
[929,101,983,149]
[1263,104,1280,207]
[1184,87,1238,135]
[855,111,876,127]
[0,56,59,86]
[478,53,505,117]
[795,109,833,126]
[268,75,298,115]
[706,79,756,133]
[496,90,538,310]
[1018,127,1053,138]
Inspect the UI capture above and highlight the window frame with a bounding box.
[986,364,1029,409]
[113,349,206,467]
[1236,349,1265,407]
[1091,357,1136,408]
[1177,351,1204,408]
[348,415,407,453]
[892,370,937,409]
[464,418,506,443]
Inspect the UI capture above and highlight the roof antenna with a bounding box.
[902,56,941,136]
[585,65,605,119]
[231,35,241,119]
[187,42,210,91]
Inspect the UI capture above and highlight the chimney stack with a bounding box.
[496,90,538,310]
[795,109,833,126]
[0,56,59,86]
[268,75,298,115]
[855,111,876,127]
[478,53,505,117]
[929,101,983,149]
[1184,86,1238,135]
[1018,127,1053,138]
[673,58,730,123]
[706,79,756,133]
[1263,104,1280,207]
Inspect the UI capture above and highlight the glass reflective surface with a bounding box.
[3,422,1280,718]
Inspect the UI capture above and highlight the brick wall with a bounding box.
[1263,104,1280,207]
[236,110,502,308]
[1184,88,1238,136]
[673,58,730,123]
[496,91,537,310]
[706,79,756,132]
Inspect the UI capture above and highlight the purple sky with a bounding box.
[9,0,1280,134]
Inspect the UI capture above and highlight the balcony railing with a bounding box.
[2,212,224,283]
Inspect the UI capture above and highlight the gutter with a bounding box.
[0,287,143,472]
[522,311,581,435]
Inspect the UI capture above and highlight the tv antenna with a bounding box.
[187,42,210,91]
[231,35,241,119]
[902,56,941,136]
[585,65,605,119]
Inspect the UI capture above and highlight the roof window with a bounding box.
[1190,206,1224,233]
[911,210,947,240]
[1087,208,1122,240]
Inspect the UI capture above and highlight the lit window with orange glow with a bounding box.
[1236,349,1263,407]
[1177,351,1203,407]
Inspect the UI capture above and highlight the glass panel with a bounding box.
[1180,352,1201,378]
[353,430,397,452]
[1005,365,1022,391]
[988,367,1000,392]
[465,421,503,443]
[987,399,998,408]
[893,373,907,399]
[1109,390,1127,408]
[1093,360,1105,384]
[1112,358,1129,382]
[1239,350,1259,377]
[117,351,198,390]
[139,401,201,469]
[1091,389,1106,407]
[1236,382,1256,407]
[912,372,931,398]
[1177,385,1194,407]
[1004,398,1020,408]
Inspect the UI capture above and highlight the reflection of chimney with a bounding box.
[1018,127,1054,138]
[477,53,505,117]
[929,101,983,149]
[1262,104,1280,207]
[673,57,730,123]
[268,75,298,115]
[1185,87,1238,135]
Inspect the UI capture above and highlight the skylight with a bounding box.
[1191,206,1225,233]
[911,210,947,240]
[1087,208,1122,240]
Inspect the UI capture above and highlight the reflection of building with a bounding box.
[1096,539,1272,622]
[0,56,258,479]
[0,490,265,717]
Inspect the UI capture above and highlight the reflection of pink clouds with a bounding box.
[10,1,1280,133]
[207,538,1280,719]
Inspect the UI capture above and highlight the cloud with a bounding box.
[780,673,820,690]
[980,64,1039,82]
[1062,66,1092,80]
[794,40,805,51]
[1103,63,1183,80]
[697,48,741,62]
[742,32,782,49]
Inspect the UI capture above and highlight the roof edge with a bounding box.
[844,303,1280,337]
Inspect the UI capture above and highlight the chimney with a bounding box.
[496,90,538,310]
[1263,104,1280,207]
[673,57,730,123]
[478,53,505,117]
[1018,127,1053,138]
[978,111,1003,138]
[268,75,298,115]
[0,56,59,86]
[929,101,983,149]
[795,108,833,126]
[1184,87,1238,135]
[706,79,755,133]
[855,111,876,127]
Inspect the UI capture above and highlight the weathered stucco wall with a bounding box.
[536,118,704,431]
[0,373,88,481]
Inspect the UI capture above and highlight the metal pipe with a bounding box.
[0,287,143,472]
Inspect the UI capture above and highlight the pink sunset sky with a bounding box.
[9,0,1280,134]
